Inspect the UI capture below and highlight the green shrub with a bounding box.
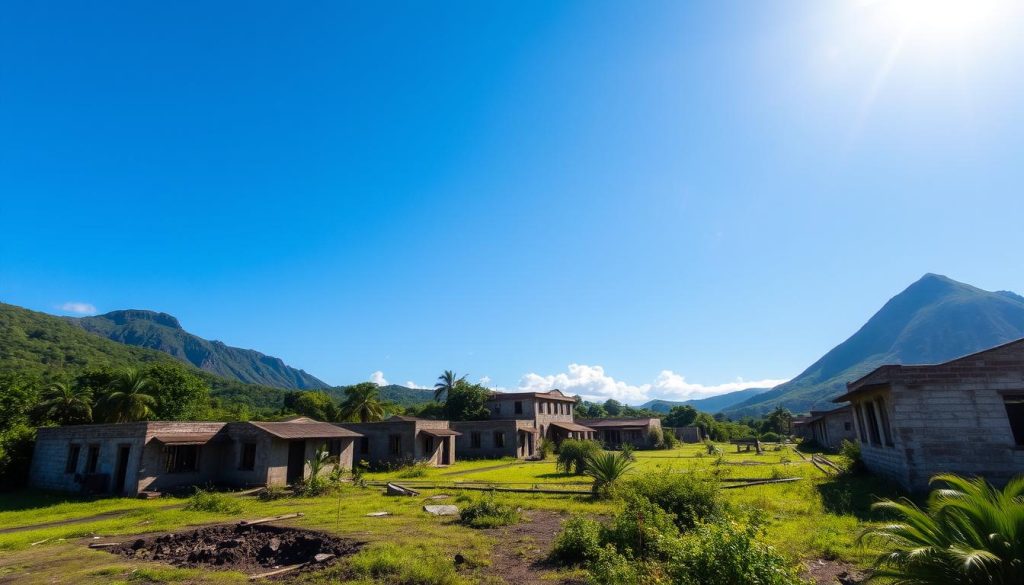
[838,439,864,474]
[550,515,604,565]
[662,430,680,450]
[622,472,721,531]
[184,489,242,515]
[557,439,601,475]
[604,494,682,561]
[620,443,636,461]
[669,516,803,585]
[256,486,291,501]
[345,542,464,585]
[584,451,634,497]
[760,432,780,443]
[396,461,431,478]
[537,438,554,460]
[646,427,665,449]
[590,544,643,585]
[459,491,520,528]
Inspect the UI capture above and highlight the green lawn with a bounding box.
[0,443,901,584]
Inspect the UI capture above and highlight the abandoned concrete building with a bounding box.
[804,405,856,451]
[577,418,663,448]
[341,416,459,468]
[29,418,361,496]
[835,338,1024,491]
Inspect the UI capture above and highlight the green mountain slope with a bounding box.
[0,302,289,413]
[724,274,1024,417]
[641,387,771,414]
[71,310,328,390]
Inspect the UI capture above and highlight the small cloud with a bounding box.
[369,371,388,386]
[59,302,97,315]
[479,376,492,386]
[405,381,426,389]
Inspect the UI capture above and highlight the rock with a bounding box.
[268,537,281,552]
[423,505,459,516]
[386,483,420,497]
[454,553,465,565]
[365,511,391,517]
[314,553,334,563]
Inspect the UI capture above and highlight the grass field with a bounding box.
[0,443,902,584]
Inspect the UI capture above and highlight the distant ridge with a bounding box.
[641,387,771,414]
[724,274,1024,416]
[71,309,328,390]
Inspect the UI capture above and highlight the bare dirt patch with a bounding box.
[803,558,867,585]
[109,524,361,575]
[479,510,582,585]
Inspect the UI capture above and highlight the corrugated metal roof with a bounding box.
[248,421,362,439]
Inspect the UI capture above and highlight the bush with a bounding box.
[620,443,636,461]
[537,438,554,460]
[550,515,604,565]
[590,544,643,585]
[760,432,780,443]
[184,489,242,514]
[669,516,803,585]
[662,430,680,450]
[584,451,634,497]
[646,427,665,449]
[459,491,520,528]
[396,461,432,478]
[622,472,721,531]
[604,494,682,560]
[345,542,464,585]
[256,486,291,501]
[838,439,864,474]
[556,439,601,475]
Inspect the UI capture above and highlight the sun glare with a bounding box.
[867,0,1006,43]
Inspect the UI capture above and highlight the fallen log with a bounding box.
[87,542,121,548]
[238,512,303,526]
[721,477,802,489]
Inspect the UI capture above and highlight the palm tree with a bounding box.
[859,474,1024,585]
[433,370,466,402]
[583,451,634,497]
[40,381,93,424]
[339,382,387,422]
[100,368,157,422]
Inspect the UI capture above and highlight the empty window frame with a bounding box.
[327,439,342,459]
[514,401,523,415]
[359,437,370,454]
[1004,395,1024,446]
[854,404,869,443]
[863,402,882,446]
[494,431,505,448]
[85,444,100,474]
[470,431,482,448]
[389,435,402,455]
[875,398,894,446]
[239,443,257,471]
[165,445,199,473]
[65,444,81,474]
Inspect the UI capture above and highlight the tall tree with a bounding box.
[603,398,624,416]
[144,363,211,420]
[434,370,466,402]
[443,380,491,421]
[291,391,339,421]
[39,381,93,425]
[664,405,699,428]
[339,382,387,422]
[99,367,157,422]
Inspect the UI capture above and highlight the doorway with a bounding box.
[113,444,131,493]
[287,440,306,484]
[441,438,451,465]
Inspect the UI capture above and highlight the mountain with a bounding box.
[71,310,328,390]
[642,387,772,414]
[724,274,1024,417]
[323,383,435,408]
[0,302,290,413]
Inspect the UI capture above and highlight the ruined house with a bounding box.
[29,417,361,496]
[835,338,1024,490]
[804,405,856,451]
[577,418,663,448]
[341,416,459,468]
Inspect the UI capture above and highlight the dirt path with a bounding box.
[0,504,182,535]
[479,510,579,585]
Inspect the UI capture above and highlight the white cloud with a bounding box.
[404,380,427,389]
[479,376,492,386]
[369,371,388,386]
[517,363,789,405]
[59,302,97,315]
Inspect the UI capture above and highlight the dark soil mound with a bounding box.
[112,524,361,574]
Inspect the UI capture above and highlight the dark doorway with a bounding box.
[113,444,131,493]
[423,436,434,461]
[441,438,451,465]
[287,440,306,484]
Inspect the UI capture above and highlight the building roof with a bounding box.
[549,421,596,433]
[805,405,851,424]
[248,420,362,439]
[419,428,461,438]
[835,337,1024,402]
[151,432,224,445]
[487,389,577,403]
[577,418,657,429]
[385,415,427,422]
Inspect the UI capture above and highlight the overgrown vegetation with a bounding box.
[859,473,1024,585]
[583,451,634,497]
[459,491,521,528]
[183,489,243,515]
[556,439,601,475]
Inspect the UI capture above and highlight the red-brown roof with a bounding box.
[151,432,223,445]
[577,418,657,429]
[549,421,595,433]
[249,421,362,439]
[419,428,461,437]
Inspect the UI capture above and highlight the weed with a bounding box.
[183,489,242,515]
[459,491,520,528]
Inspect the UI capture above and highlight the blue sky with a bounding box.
[3,1,1023,404]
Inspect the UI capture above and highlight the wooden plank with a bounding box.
[238,512,303,526]
[721,477,802,489]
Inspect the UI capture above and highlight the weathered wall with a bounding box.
[30,423,148,494]
[452,420,521,459]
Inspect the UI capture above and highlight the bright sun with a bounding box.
[867,0,1006,43]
